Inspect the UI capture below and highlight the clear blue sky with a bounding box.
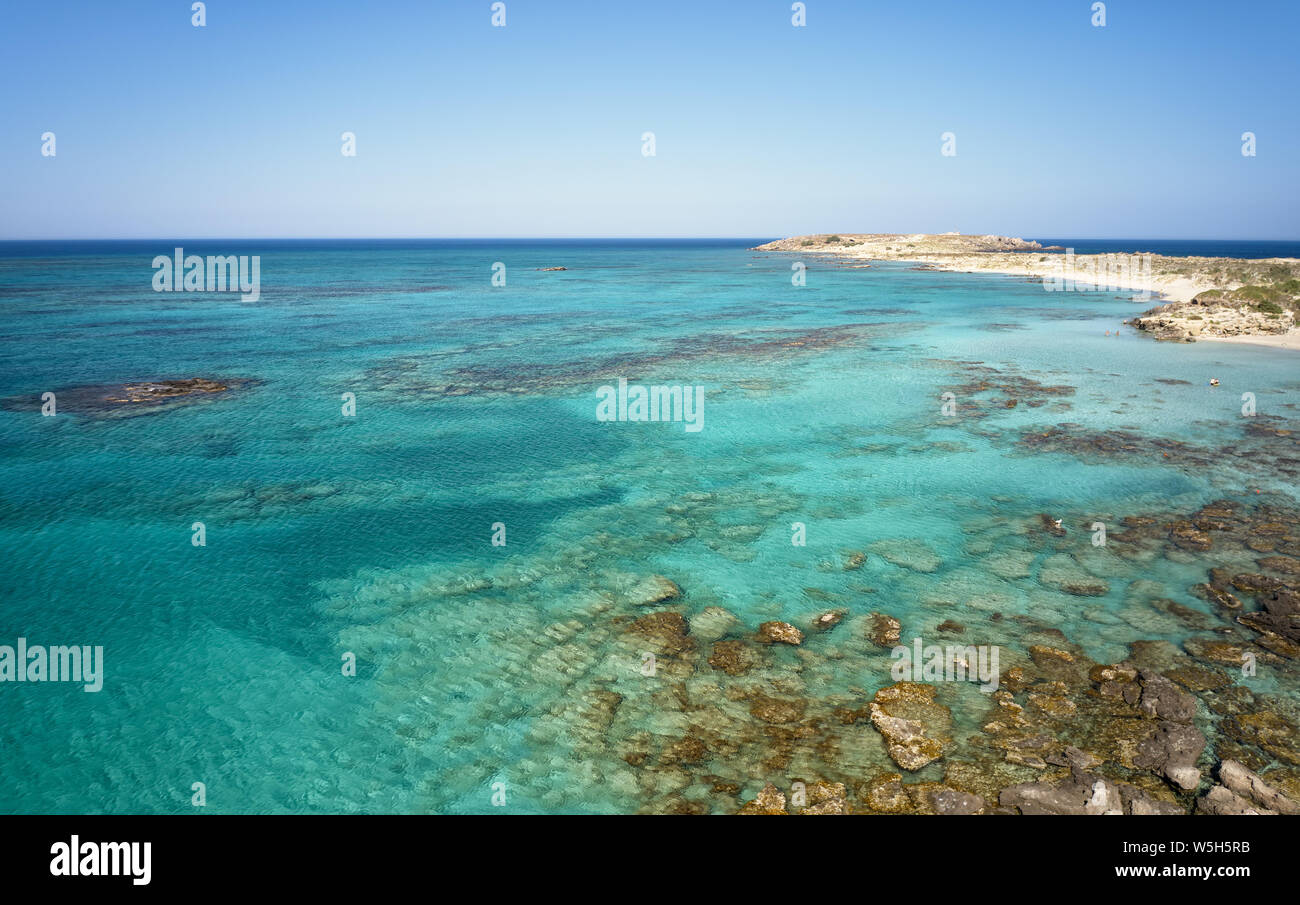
[2,0,1297,238]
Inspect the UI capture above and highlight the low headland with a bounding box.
[755,233,1300,349]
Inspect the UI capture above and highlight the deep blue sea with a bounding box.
[1031,239,1300,258]
[0,240,1297,813]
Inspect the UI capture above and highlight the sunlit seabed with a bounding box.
[0,242,1297,813]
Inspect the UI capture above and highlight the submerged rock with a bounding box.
[626,611,693,655]
[868,538,942,573]
[1039,554,1110,596]
[1,376,259,418]
[708,640,757,676]
[627,575,682,606]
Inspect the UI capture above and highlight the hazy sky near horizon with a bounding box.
[2,0,1297,239]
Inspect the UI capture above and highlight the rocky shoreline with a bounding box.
[756,233,1300,349]
[406,494,1300,815]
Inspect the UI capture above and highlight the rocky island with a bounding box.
[755,233,1300,349]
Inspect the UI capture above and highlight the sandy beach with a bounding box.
[756,233,1300,347]
[1197,330,1300,350]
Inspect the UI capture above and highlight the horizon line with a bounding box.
[3,235,1300,243]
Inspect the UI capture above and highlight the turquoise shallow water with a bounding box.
[0,240,1297,813]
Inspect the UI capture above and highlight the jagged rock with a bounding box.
[869,612,902,647]
[1000,771,1124,815]
[1192,583,1243,611]
[1214,759,1300,814]
[869,683,951,771]
[1197,785,1272,815]
[738,783,787,815]
[1232,573,1287,594]
[1134,721,1205,790]
[1138,671,1197,723]
[756,621,804,645]
[1001,769,1182,815]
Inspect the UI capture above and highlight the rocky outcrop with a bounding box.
[869,683,952,771]
[868,612,902,647]
[1197,760,1300,815]
[1001,769,1184,815]
[756,621,804,645]
[1130,292,1296,343]
[738,783,787,815]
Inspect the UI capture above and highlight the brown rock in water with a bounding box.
[1231,573,1287,595]
[1237,587,1300,644]
[1258,555,1300,577]
[707,640,756,676]
[749,693,806,725]
[861,773,913,813]
[1221,709,1300,765]
[869,612,902,647]
[869,682,952,771]
[936,619,965,633]
[660,735,710,766]
[108,377,234,402]
[797,781,849,815]
[626,611,692,655]
[737,783,787,815]
[1169,520,1213,551]
[756,621,804,645]
[1191,583,1242,611]
[3,376,260,418]
[1038,513,1067,537]
[809,610,846,633]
